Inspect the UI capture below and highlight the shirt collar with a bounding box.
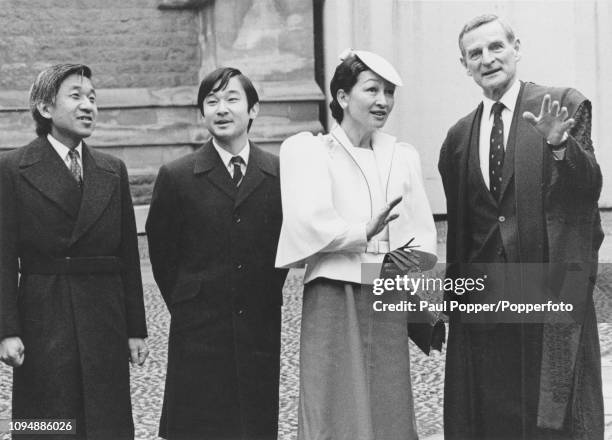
[482,78,521,119]
[47,134,83,159]
[330,124,396,151]
[212,138,250,167]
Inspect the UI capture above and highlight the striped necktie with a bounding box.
[68,149,83,188]
[230,156,244,186]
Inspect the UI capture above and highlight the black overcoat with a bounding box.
[146,141,288,440]
[439,82,604,439]
[0,137,147,439]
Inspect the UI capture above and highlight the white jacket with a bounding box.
[276,125,436,284]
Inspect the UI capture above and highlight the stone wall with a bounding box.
[0,0,200,89]
[0,0,325,212]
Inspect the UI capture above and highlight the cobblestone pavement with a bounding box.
[1,212,612,439]
[1,267,611,439]
[0,266,449,439]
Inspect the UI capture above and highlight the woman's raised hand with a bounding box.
[366,195,402,240]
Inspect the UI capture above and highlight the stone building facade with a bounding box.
[0,0,324,206]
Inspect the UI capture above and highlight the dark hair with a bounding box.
[458,14,516,57]
[29,63,92,137]
[197,67,259,131]
[329,54,369,123]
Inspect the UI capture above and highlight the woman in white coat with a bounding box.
[276,49,437,440]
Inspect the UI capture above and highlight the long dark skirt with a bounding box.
[298,278,418,440]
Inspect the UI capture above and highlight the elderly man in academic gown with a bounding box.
[439,15,604,440]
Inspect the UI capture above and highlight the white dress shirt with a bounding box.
[212,139,249,178]
[47,134,83,178]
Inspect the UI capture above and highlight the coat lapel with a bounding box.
[193,141,237,200]
[235,142,275,208]
[468,103,500,207]
[70,143,119,245]
[513,82,546,262]
[455,106,482,262]
[371,131,397,200]
[498,82,526,202]
[19,137,82,219]
[329,125,397,203]
[329,125,371,181]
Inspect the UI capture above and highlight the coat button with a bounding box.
[236,263,243,270]
[498,216,506,223]
[236,309,245,316]
[235,217,241,223]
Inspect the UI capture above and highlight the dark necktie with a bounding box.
[489,102,505,200]
[68,149,83,188]
[230,156,244,186]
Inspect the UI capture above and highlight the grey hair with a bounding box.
[458,14,516,57]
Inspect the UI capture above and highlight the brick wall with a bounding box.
[0,0,200,90]
[0,0,324,211]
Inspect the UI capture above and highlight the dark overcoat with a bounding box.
[0,137,147,439]
[146,141,288,440]
[439,82,604,439]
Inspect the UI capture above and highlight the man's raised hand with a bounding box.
[523,94,575,145]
